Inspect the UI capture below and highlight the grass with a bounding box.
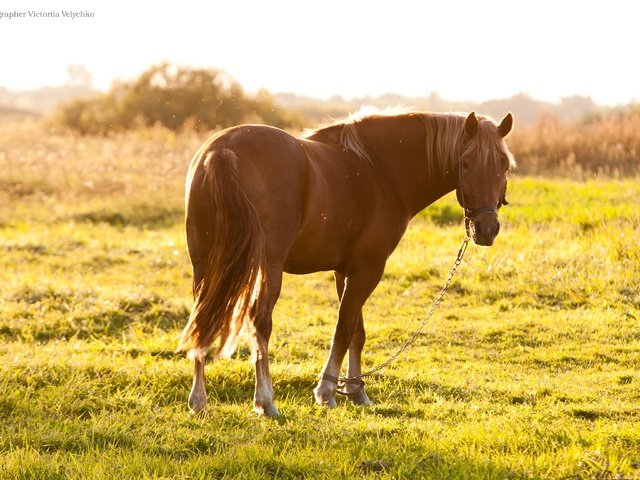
[1,120,640,478]
[507,105,640,177]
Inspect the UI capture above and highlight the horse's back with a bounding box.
[283,138,377,273]
[187,124,398,274]
[198,124,308,174]
[187,125,309,265]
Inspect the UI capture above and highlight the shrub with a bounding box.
[52,63,302,134]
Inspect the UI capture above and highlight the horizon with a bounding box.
[0,78,624,108]
[1,1,638,106]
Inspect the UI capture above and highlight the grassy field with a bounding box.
[1,121,639,479]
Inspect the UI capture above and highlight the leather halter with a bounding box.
[466,204,498,222]
[456,153,499,227]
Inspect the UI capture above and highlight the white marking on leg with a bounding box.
[188,356,208,414]
[252,332,280,417]
[253,353,280,417]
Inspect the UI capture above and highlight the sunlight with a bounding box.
[0,0,638,105]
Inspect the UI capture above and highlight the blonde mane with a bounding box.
[303,106,516,174]
[418,112,516,176]
[302,106,412,165]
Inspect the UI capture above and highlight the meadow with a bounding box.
[0,119,639,479]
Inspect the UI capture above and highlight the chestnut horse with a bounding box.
[178,109,515,416]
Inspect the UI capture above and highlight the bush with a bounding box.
[52,63,302,134]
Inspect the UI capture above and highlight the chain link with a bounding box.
[338,235,470,386]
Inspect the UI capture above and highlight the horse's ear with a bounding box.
[464,112,478,138]
[498,112,513,137]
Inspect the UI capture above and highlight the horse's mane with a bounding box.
[302,106,516,175]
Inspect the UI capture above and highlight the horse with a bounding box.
[177,108,515,417]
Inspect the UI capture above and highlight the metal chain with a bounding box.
[335,151,472,390]
[337,234,470,386]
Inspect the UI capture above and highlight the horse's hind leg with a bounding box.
[186,231,209,414]
[251,264,283,417]
[333,272,372,406]
[189,355,207,413]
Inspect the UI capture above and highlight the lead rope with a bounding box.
[330,154,471,396]
[332,234,470,396]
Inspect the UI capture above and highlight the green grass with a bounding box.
[1,124,640,478]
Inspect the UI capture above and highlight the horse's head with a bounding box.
[456,112,515,247]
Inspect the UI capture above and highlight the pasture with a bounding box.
[1,120,639,479]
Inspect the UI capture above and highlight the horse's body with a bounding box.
[178,110,515,416]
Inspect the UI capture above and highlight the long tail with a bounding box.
[177,147,265,359]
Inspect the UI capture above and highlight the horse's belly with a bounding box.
[282,223,355,274]
[282,261,330,275]
[282,239,346,274]
[282,257,337,275]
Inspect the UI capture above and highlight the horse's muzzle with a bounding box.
[466,207,500,247]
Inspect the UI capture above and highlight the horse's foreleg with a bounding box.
[314,266,383,407]
[251,265,283,417]
[332,272,372,405]
[345,313,372,405]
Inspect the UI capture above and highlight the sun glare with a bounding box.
[0,0,638,105]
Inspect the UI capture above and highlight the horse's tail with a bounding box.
[177,147,265,360]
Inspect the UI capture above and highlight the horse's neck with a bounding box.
[362,116,457,217]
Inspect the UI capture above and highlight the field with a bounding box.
[1,120,639,479]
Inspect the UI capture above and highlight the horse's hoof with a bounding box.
[254,402,281,418]
[313,381,337,407]
[348,389,372,406]
[317,396,337,408]
[188,392,207,414]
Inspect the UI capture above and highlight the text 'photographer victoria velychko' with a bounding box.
[0,10,95,20]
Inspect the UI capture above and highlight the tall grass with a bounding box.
[508,104,640,177]
[0,119,202,227]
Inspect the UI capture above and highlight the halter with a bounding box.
[318,143,503,397]
[456,149,498,235]
[319,149,481,397]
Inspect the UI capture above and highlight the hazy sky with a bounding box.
[1,0,638,105]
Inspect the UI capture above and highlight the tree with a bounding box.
[65,65,93,90]
[53,63,301,134]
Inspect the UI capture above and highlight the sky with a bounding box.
[1,0,639,105]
